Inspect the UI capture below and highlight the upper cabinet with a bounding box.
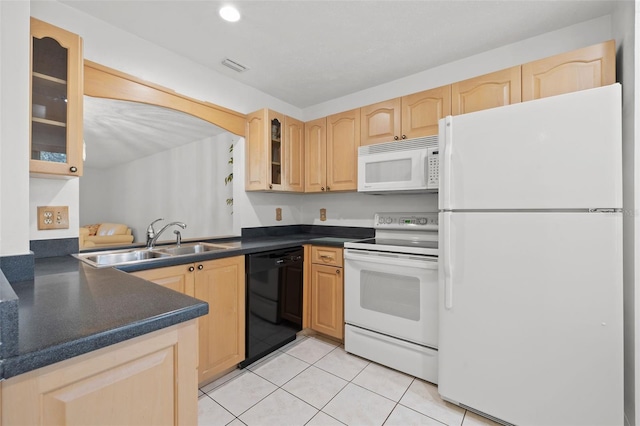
[305,110,360,193]
[522,40,615,101]
[326,109,360,192]
[245,108,305,192]
[360,98,401,146]
[452,66,521,115]
[361,86,451,145]
[30,18,84,177]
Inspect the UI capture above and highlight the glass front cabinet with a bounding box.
[30,18,83,177]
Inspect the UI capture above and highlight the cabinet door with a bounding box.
[245,109,269,191]
[360,98,401,146]
[326,109,360,192]
[401,85,451,138]
[30,18,83,177]
[452,66,521,115]
[304,117,327,193]
[310,264,344,340]
[283,116,305,192]
[522,40,615,101]
[195,256,245,384]
[2,321,198,426]
[131,264,195,297]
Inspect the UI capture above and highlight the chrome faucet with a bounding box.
[146,218,187,248]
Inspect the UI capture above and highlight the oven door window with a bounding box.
[360,270,420,321]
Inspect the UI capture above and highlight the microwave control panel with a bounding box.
[374,212,439,230]
[427,147,439,189]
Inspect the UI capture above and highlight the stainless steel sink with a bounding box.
[156,242,235,256]
[80,249,171,267]
[74,241,242,268]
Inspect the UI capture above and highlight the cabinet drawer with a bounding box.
[311,246,343,267]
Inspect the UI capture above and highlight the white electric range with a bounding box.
[343,212,439,383]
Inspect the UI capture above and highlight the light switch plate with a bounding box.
[37,206,69,230]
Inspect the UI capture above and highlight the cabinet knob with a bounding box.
[336,269,341,275]
[197,264,204,270]
[394,136,399,141]
[69,166,78,173]
[269,184,273,189]
[188,266,195,272]
[401,135,407,139]
[321,187,325,191]
[326,186,330,191]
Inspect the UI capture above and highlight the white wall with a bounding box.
[0,1,30,256]
[79,133,234,244]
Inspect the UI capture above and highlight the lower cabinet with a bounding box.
[132,255,245,385]
[308,246,344,340]
[1,320,199,425]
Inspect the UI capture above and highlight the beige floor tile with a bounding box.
[198,395,235,426]
[307,411,346,426]
[250,352,310,386]
[399,380,465,426]
[285,336,338,364]
[238,389,318,426]
[208,371,277,417]
[282,365,348,409]
[352,362,414,402]
[462,411,503,425]
[200,368,244,394]
[323,383,396,426]
[315,347,370,381]
[384,405,444,426]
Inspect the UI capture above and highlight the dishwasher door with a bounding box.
[241,247,303,368]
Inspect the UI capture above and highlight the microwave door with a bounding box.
[358,149,427,192]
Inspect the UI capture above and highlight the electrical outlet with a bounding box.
[276,207,282,221]
[37,206,69,230]
[320,208,327,221]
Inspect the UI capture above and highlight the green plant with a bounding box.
[225,143,233,213]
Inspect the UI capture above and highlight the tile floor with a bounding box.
[198,334,501,426]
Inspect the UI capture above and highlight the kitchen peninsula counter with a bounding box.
[0,226,373,380]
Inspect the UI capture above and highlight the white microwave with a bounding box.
[357,136,439,194]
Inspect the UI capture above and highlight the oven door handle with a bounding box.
[344,250,437,269]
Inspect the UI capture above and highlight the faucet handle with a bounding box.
[147,218,164,237]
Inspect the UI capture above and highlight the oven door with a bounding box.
[344,248,438,348]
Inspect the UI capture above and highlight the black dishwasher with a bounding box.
[240,247,303,368]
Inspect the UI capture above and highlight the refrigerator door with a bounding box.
[439,84,622,211]
[438,211,623,426]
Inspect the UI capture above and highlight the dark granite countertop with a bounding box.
[0,226,373,380]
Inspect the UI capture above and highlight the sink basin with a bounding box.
[81,249,171,267]
[75,241,242,268]
[156,242,236,256]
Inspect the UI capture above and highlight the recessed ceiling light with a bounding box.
[219,5,240,22]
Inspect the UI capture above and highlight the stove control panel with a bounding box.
[374,212,438,230]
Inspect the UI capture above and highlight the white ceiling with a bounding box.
[71,0,618,169]
[61,0,617,109]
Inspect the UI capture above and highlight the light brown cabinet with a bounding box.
[132,256,245,385]
[30,18,84,177]
[1,320,199,425]
[305,109,360,193]
[309,246,344,340]
[522,40,615,101]
[245,108,304,192]
[451,66,522,115]
[361,86,451,146]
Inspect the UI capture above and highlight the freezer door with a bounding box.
[439,84,622,210]
[438,211,623,426]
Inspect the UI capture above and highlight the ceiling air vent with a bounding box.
[221,58,249,73]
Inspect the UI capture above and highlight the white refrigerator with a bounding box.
[438,84,623,426]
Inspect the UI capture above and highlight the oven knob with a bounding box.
[385,217,393,224]
[419,218,428,225]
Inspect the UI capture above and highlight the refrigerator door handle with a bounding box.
[439,117,453,209]
[443,213,453,309]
